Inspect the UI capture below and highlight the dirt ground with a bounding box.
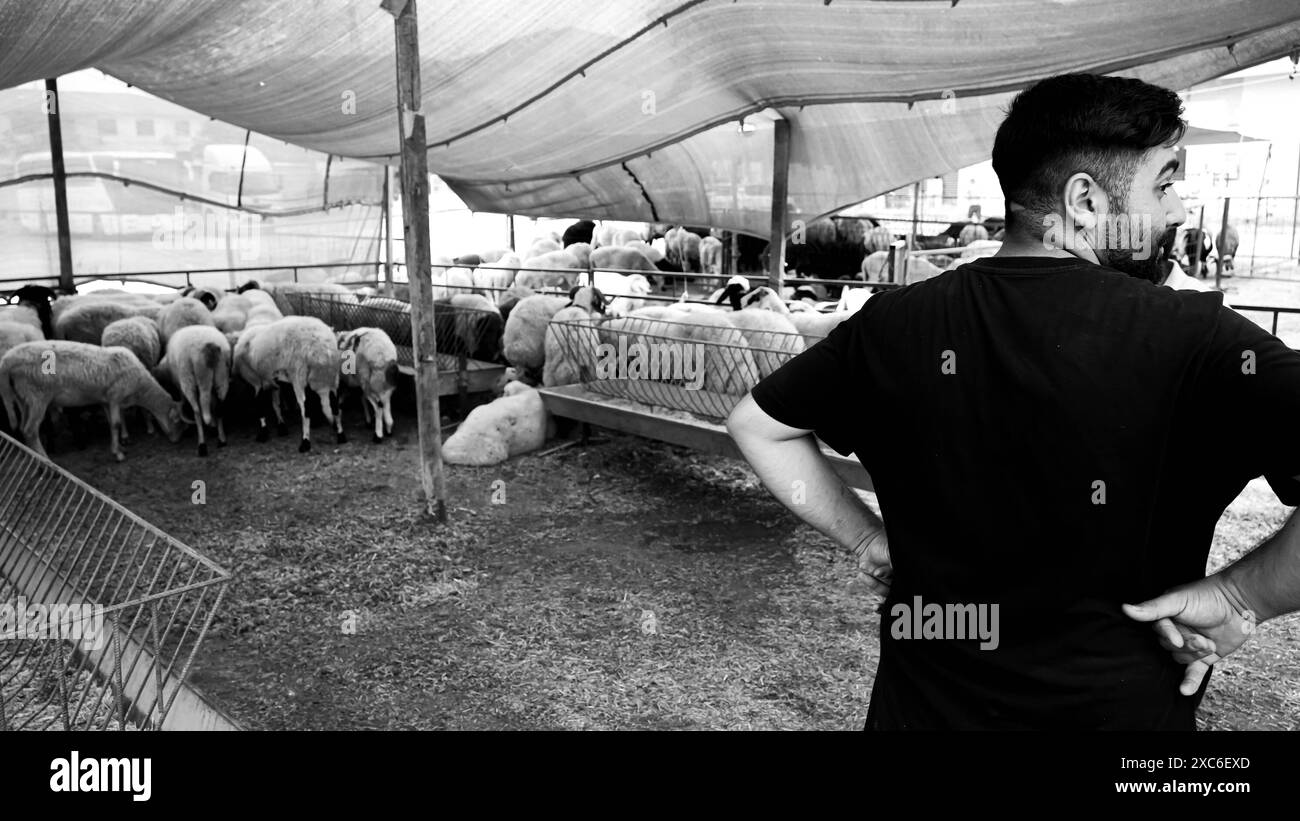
[33,388,1300,731]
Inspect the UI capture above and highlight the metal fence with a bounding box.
[284,292,503,370]
[548,315,809,422]
[0,433,232,730]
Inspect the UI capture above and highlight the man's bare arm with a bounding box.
[726,394,888,588]
[1219,505,1300,623]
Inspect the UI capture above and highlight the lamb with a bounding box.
[472,253,521,301]
[566,242,593,270]
[55,300,159,345]
[669,229,703,272]
[0,340,184,461]
[158,297,217,348]
[156,325,231,457]
[234,316,343,452]
[337,328,400,443]
[699,235,724,275]
[442,385,553,466]
[501,287,603,380]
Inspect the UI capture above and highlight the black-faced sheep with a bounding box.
[337,328,400,443]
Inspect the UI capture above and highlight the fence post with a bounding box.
[44,78,75,293]
[1216,197,1230,290]
[1190,205,1205,278]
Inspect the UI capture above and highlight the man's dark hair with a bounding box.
[992,74,1186,236]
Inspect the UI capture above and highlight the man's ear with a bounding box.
[1062,172,1101,232]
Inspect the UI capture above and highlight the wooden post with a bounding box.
[386,0,447,523]
[382,165,394,295]
[768,118,791,290]
[1291,143,1300,261]
[1216,197,1231,290]
[507,213,516,252]
[44,78,74,293]
[1190,204,1205,278]
[905,181,921,285]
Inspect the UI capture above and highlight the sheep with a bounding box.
[527,237,561,257]
[542,301,604,387]
[661,312,759,395]
[1,284,57,339]
[584,271,651,316]
[835,288,873,315]
[101,316,161,369]
[178,286,221,312]
[862,250,891,281]
[355,297,412,348]
[0,322,43,431]
[258,282,359,317]
[337,328,400,443]
[158,297,217,348]
[434,266,476,300]
[501,287,604,380]
[589,246,658,274]
[724,306,805,378]
[566,242,593,270]
[516,250,585,291]
[0,340,184,461]
[241,288,285,329]
[905,256,946,284]
[156,325,231,457]
[498,285,535,327]
[612,227,648,246]
[669,229,703,272]
[958,223,990,247]
[864,225,895,254]
[473,253,520,301]
[442,385,553,466]
[50,291,160,329]
[234,316,343,452]
[55,300,159,345]
[699,235,724,275]
[592,224,618,248]
[442,293,505,362]
[212,294,253,334]
[624,239,665,264]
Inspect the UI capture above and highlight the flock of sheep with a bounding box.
[0,281,402,460]
[0,217,999,466]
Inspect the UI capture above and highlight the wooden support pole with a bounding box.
[1190,204,1205,278]
[382,165,394,295]
[768,118,791,290]
[507,213,516,252]
[387,0,447,523]
[43,78,74,293]
[905,181,921,285]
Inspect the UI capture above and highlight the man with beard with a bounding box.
[727,73,1300,729]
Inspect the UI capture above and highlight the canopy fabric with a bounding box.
[1,0,1298,234]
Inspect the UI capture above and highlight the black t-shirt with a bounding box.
[749,256,1300,730]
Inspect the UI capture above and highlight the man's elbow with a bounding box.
[726,393,755,440]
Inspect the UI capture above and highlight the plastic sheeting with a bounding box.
[1,0,1299,234]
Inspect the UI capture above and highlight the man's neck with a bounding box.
[993,229,1100,265]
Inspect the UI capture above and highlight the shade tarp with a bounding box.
[1,0,1299,234]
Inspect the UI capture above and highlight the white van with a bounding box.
[13,152,117,237]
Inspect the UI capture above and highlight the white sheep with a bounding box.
[442,385,553,466]
[516,250,585,291]
[542,306,601,388]
[158,297,217,348]
[502,294,573,374]
[589,246,658,274]
[473,253,521,301]
[337,328,400,443]
[584,271,651,315]
[0,340,184,461]
[234,316,342,452]
[789,311,852,346]
[212,294,253,334]
[156,325,231,457]
[101,316,161,369]
[699,235,724,275]
[566,242,593,270]
[55,300,159,345]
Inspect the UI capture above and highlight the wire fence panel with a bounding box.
[0,433,231,730]
[284,292,504,370]
[549,315,808,422]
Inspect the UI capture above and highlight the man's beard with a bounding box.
[1099,225,1178,284]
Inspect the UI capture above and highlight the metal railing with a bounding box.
[0,261,385,293]
[0,433,232,730]
[548,315,810,422]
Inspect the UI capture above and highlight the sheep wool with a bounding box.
[101,316,162,369]
[442,386,552,466]
[502,294,570,372]
[542,306,601,388]
[158,297,217,347]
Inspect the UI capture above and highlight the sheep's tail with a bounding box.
[198,342,222,426]
[383,361,400,389]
